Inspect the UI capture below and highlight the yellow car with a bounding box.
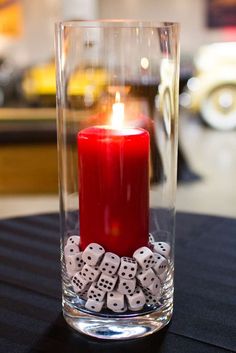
[181,42,236,130]
[22,62,108,107]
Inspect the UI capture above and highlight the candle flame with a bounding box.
[111,91,124,129]
[115,91,120,102]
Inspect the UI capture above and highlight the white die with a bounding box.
[118,257,137,279]
[111,304,128,313]
[82,243,105,266]
[133,246,155,270]
[126,287,146,310]
[64,243,80,256]
[66,268,77,278]
[128,304,144,312]
[80,288,89,301]
[107,291,125,311]
[65,252,84,276]
[85,298,104,312]
[67,235,80,246]
[153,242,170,258]
[144,291,161,306]
[97,273,117,292]
[137,268,156,288]
[158,271,168,282]
[117,277,136,295]
[87,282,106,302]
[99,252,120,276]
[81,263,100,282]
[146,277,161,295]
[71,272,90,293]
[149,233,155,244]
[153,253,168,275]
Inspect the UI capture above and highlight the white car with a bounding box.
[180,42,236,130]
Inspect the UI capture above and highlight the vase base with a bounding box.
[63,301,173,340]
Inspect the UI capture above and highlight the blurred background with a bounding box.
[0,0,235,219]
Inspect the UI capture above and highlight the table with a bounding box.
[0,212,235,353]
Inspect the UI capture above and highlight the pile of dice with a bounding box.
[64,236,170,313]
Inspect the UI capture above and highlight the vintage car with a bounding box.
[180,42,236,130]
[21,62,108,107]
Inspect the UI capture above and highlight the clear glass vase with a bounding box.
[55,20,180,340]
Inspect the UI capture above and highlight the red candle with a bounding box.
[78,126,149,257]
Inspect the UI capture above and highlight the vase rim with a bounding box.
[56,20,180,30]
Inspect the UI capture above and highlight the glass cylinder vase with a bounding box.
[55,20,180,340]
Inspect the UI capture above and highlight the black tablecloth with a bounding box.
[0,212,236,353]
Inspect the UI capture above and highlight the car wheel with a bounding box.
[200,84,236,130]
